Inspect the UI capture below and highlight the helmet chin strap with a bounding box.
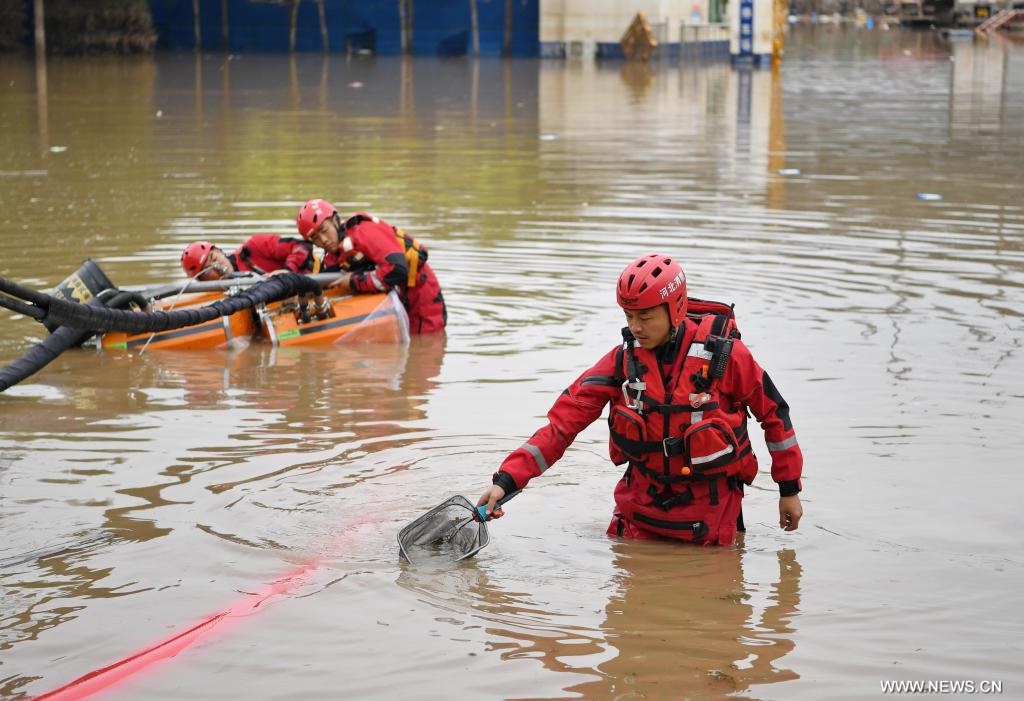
[196,263,229,279]
[660,325,683,364]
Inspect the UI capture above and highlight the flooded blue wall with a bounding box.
[148,0,539,55]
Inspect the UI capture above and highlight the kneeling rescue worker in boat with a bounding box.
[181,235,317,281]
[477,253,803,544]
[296,199,447,335]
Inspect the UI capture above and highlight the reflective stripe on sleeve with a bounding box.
[766,435,798,451]
[521,443,550,473]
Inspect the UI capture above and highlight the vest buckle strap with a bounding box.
[647,483,694,510]
[632,512,709,539]
[662,436,685,457]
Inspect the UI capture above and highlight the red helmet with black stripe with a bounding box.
[616,254,687,327]
[296,199,337,240]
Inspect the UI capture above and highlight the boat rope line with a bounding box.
[123,318,229,349]
[295,312,371,336]
[137,266,210,355]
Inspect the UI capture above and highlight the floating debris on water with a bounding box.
[778,168,801,175]
[916,193,943,201]
[539,134,559,141]
[49,146,68,153]
[0,170,47,178]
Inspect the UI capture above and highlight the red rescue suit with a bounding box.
[322,213,447,335]
[493,313,802,545]
[228,234,316,275]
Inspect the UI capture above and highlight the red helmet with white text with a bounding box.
[296,199,337,240]
[181,241,216,277]
[616,254,687,327]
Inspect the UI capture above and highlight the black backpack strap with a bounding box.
[237,247,266,275]
[709,310,730,338]
[613,340,625,385]
[342,213,372,232]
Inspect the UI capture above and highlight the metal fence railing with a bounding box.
[680,22,730,45]
[679,22,730,59]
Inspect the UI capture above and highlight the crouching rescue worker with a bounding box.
[296,199,447,335]
[181,234,317,281]
[477,253,803,545]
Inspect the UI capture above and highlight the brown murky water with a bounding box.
[2,24,1023,700]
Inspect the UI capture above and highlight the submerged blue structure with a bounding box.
[148,0,539,55]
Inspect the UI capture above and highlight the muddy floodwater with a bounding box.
[1,25,1023,700]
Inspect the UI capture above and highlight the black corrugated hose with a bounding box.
[0,291,133,392]
[0,273,323,392]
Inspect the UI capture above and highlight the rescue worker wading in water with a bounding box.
[296,199,447,335]
[180,235,316,281]
[477,253,803,545]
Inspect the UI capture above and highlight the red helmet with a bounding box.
[616,254,687,327]
[181,241,216,277]
[296,199,337,240]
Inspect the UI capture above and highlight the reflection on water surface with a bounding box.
[1,25,1023,701]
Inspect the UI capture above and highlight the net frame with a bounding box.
[397,495,490,565]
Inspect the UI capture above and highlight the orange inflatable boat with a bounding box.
[100,283,408,352]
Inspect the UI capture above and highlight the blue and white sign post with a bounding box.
[730,0,773,65]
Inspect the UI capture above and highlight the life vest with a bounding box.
[232,236,318,275]
[341,214,428,288]
[607,298,757,542]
